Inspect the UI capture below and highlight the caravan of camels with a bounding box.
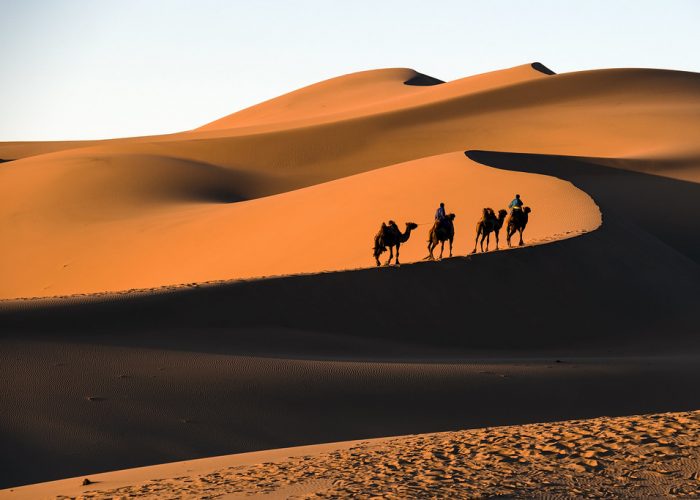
[373,201,531,266]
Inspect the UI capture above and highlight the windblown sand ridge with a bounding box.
[0,63,550,159]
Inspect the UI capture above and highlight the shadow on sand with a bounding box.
[1,149,699,488]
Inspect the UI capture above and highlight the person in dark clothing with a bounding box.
[435,202,447,222]
[433,202,452,235]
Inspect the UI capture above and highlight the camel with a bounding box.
[472,208,508,253]
[373,220,418,266]
[506,207,531,247]
[426,214,456,260]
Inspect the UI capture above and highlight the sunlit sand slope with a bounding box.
[5,63,700,299]
[0,152,599,299]
[195,63,551,131]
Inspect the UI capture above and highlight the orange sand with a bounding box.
[1,62,699,493]
[4,62,699,299]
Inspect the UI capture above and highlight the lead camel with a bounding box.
[373,221,418,266]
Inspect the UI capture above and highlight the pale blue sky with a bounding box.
[1,0,699,141]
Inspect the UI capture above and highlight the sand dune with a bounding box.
[4,410,700,499]
[196,68,443,131]
[195,63,550,132]
[3,63,700,299]
[1,151,699,488]
[1,331,700,490]
[1,61,699,492]
[0,151,600,299]
[0,63,545,160]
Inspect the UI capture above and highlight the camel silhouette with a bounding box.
[373,221,418,266]
[472,208,508,253]
[426,214,456,260]
[506,207,531,247]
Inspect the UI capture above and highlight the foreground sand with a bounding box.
[4,410,699,499]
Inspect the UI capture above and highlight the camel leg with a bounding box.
[519,229,524,246]
[395,243,401,266]
[472,231,480,254]
[439,241,445,259]
[495,231,500,250]
[385,246,393,265]
[485,232,491,252]
[427,242,435,260]
[449,238,453,257]
[507,229,513,248]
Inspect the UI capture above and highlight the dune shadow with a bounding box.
[2,150,700,490]
[531,62,556,75]
[466,150,700,264]
[3,150,699,354]
[404,72,445,86]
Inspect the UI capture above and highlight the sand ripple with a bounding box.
[60,410,700,499]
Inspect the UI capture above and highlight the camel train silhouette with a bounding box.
[373,206,531,266]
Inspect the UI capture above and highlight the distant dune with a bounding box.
[1,62,699,491]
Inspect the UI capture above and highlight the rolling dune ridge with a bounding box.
[1,62,699,495]
[3,63,700,299]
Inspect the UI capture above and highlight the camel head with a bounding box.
[406,222,418,230]
[448,213,456,221]
[497,209,508,219]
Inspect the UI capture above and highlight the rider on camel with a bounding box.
[435,202,447,222]
[508,194,524,214]
[433,202,452,232]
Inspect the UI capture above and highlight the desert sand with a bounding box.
[1,62,699,495]
[2,62,700,299]
[4,410,700,499]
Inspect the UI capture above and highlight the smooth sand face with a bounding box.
[194,64,549,132]
[4,62,700,299]
[0,151,600,299]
